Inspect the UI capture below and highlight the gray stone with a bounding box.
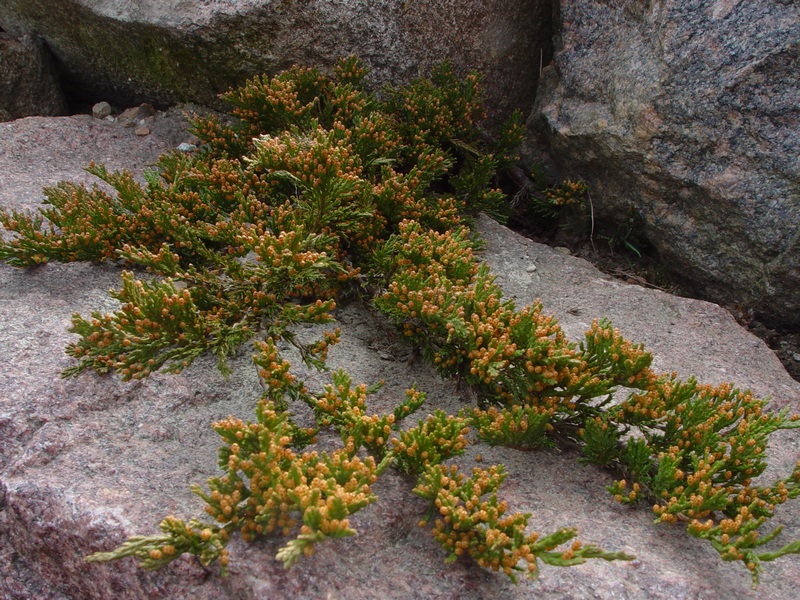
[0,32,68,121]
[91,101,112,119]
[0,0,551,129]
[119,103,156,122]
[1,115,799,598]
[177,142,197,153]
[528,0,800,331]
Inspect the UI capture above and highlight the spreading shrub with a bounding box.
[2,57,798,588]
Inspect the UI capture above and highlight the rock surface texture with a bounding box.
[0,0,549,128]
[0,32,68,121]
[2,115,800,599]
[529,0,800,331]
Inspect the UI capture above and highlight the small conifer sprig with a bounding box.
[470,404,554,450]
[0,164,196,266]
[390,411,471,476]
[307,368,427,459]
[84,516,233,573]
[200,398,389,568]
[413,464,633,583]
[64,272,219,379]
[384,62,485,153]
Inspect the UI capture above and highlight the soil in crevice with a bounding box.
[507,211,800,384]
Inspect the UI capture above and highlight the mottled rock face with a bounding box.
[529,0,800,331]
[1,114,799,600]
[0,0,549,128]
[0,32,68,121]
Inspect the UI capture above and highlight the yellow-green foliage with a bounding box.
[414,464,632,583]
[2,57,798,588]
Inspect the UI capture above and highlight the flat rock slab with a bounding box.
[1,116,799,599]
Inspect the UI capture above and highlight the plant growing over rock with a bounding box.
[1,57,798,588]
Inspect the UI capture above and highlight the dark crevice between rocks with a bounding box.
[57,52,175,118]
[9,34,104,118]
[536,0,555,78]
[505,195,800,384]
[60,71,170,118]
[730,314,800,383]
[508,199,800,382]
[39,43,78,116]
[61,75,105,116]
[40,41,168,118]
[510,0,800,384]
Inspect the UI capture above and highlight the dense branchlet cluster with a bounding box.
[2,57,798,588]
[414,464,632,582]
[598,378,800,582]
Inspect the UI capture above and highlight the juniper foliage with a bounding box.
[2,57,798,588]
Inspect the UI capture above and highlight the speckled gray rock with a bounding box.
[0,109,198,221]
[91,101,112,119]
[1,116,799,599]
[529,0,800,331]
[0,32,67,122]
[0,0,550,128]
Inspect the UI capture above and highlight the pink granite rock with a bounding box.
[1,114,798,599]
